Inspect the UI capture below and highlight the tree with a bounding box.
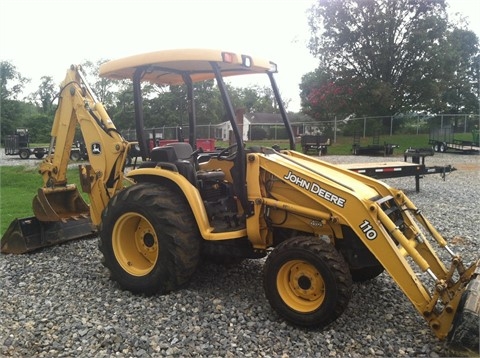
[81,59,117,106]
[228,84,286,114]
[305,0,479,120]
[0,61,34,138]
[110,82,136,130]
[0,61,30,101]
[437,29,479,115]
[299,67,355,120]
[32,76,56,114]
[111,80,284,131]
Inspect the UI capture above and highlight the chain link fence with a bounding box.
[120,114,479,144]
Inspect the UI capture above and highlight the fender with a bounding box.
[127,167,247,241]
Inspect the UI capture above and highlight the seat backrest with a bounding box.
[150,146,178,162]
[146,143,198,186]
[167,142,200,170]
[166,142,198,186]
[167,142,193,160]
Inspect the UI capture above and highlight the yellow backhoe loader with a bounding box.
[1,49,478,355]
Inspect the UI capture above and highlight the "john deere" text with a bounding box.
[283,171,346,208]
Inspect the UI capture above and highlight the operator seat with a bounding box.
[167,142,225,182]
[142,144,198,186]
[145,142,225,185]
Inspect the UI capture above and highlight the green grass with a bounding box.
[0,166,84,235]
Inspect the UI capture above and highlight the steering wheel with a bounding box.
[217,144,238,161]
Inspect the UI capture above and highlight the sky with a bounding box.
[1,0,479,112]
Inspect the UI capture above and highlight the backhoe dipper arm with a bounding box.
[36,65,129,225]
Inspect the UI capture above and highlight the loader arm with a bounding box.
[34,65,130,225]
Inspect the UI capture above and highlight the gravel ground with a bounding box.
[0,151,479,357]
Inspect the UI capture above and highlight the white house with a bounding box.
[214,117,251,141]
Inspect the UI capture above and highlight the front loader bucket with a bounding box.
[1,216,96,254]
[32,185,90,222]
[447,264,480,357]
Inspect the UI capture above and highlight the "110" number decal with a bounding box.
[359,220,377,240]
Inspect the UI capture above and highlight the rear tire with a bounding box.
[264,236,352,328]
[99,182,200,295]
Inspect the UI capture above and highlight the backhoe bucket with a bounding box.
[32,185,90,222]
[448,264,480,357]
[1,216,96,254]
[1,185,96,254]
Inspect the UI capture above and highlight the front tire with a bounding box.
[99,182,200,295]
[264,236,352,328]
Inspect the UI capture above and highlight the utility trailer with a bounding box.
[300,134,330,155]
[4,128,49,159]
[352,130,398,156]
[340,148,455,192]
[429,126,480,154]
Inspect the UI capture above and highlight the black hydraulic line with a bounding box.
[87,108,109,134]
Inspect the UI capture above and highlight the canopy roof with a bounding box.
[99,48,276,85]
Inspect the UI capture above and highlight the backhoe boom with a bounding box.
[1,65,131,253]
[36,65,130,225]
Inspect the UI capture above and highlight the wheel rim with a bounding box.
[112,212,159,276]
[277,259,326,312]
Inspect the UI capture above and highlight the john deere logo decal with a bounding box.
[91,143,101,155]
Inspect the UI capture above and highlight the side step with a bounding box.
[1,216,96,254]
